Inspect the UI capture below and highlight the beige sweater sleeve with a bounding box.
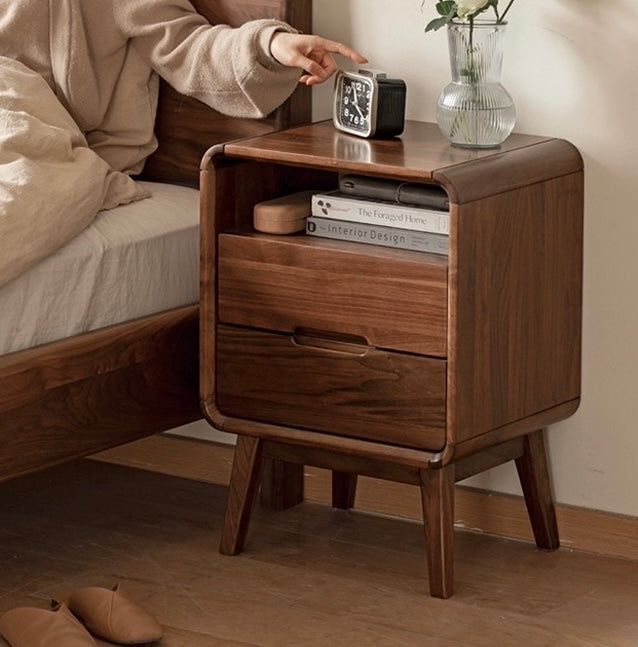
[112,0,302,118]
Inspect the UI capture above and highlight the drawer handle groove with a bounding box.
[292,328,370,356]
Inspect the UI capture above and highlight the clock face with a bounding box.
[336,74,374,135]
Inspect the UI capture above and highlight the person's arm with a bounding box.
[113,0,365,119]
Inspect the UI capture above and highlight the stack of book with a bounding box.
[306,175,450,256]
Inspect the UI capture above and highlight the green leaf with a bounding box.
[425,15,452,32]
[436,1,456,17]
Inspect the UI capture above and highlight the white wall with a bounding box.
[310,0,638,517]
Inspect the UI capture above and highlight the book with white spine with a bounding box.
[311,191,449,235]
[306,216,449,256]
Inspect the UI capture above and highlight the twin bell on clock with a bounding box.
[333,68,406,139]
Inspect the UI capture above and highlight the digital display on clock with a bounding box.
[338,76,373,134]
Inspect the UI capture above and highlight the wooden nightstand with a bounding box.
[199,120,583,598]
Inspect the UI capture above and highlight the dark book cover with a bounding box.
[339,175,449,211]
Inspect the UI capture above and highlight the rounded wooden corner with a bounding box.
[433,137,584,205]
[552,138,584,171]
[427,445,454,469]
[200,398,229,432]
[200,144,227,172]
[564,395,581,418]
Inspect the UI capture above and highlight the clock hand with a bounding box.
[351,87,365,118]
[352,85,364,111]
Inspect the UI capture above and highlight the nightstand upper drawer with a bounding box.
[217,233,448,357]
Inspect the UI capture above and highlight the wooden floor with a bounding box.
[1,459,638,646]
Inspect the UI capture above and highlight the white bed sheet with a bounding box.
[0,181,200,356]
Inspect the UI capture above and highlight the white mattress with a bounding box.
[0,181,200,356]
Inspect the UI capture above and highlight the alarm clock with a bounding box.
[333,69,406,139]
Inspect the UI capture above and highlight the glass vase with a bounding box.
[436,19,516,148]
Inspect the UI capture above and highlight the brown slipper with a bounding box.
[0,604,96,647]
[54,583,162,645]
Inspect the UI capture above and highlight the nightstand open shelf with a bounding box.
[199,120,583,598]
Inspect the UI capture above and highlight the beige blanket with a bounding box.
[0,57,147,289]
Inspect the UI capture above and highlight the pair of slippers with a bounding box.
[0,584,163,646]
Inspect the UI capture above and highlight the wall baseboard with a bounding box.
[93,433,638,563]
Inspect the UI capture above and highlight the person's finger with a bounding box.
[299,53,341,86]
[318,52,338,77]
[299,72,333,86]
[295,55,330,81]
[317,38,368,64]
[299,72,327,86]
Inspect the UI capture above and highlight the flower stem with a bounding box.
[469,15,474,50]
[498,0,516,23]
[491,0,500,21]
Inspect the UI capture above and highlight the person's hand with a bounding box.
[270,33,368,86]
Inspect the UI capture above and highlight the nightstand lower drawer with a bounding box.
[216,325,447,451]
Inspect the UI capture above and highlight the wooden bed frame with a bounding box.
[0,0,312,484]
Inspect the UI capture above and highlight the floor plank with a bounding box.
[0,459,637,646]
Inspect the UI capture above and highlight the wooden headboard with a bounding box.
[143,0,312,184]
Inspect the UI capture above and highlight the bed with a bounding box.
[0,0,312,483]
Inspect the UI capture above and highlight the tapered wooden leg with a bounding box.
[260,458,304,510]
[420,465,455,599]
[332,471,357,509]
[515,429,560,551]
[220,435,263,556]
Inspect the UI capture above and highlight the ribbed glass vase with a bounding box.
[436,19,516,148]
